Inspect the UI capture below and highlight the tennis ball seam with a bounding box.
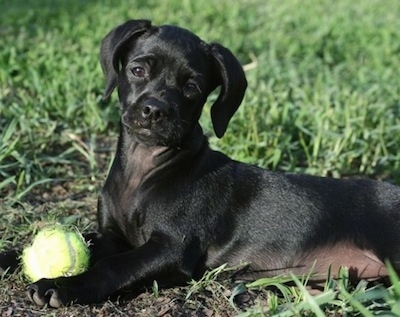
[65,232,76,276]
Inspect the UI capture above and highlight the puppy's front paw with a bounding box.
[27,278,73,308]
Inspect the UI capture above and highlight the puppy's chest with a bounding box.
[117,187,169,246]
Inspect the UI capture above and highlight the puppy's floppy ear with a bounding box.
[209,43,247,138]
[100,20,152,101]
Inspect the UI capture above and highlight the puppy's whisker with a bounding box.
[181,120,191,127]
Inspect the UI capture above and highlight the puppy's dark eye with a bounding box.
[131,67,146,78]
[183,82,200,96]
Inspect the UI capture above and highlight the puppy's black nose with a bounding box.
[141,101,168,122]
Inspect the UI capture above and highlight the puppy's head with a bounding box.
[100,20,247,146]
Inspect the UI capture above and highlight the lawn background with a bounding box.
[1,0,400,315]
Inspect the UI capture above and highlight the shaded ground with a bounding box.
[1,281,252,316]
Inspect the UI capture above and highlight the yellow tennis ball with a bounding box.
[22,225,90,282]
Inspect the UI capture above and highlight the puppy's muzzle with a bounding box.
[122,98,173,135]
[140,99,169,125]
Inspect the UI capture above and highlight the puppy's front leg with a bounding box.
[0,250,20,275]
[27,231,198,307]
[83,231,132,265]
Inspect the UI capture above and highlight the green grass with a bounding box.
[1,0,400,315]
[1,0,400,198]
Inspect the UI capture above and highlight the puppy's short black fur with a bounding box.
[1,19,400,307]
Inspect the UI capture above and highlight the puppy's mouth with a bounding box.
[122,116,181,147]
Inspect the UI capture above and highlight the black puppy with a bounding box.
[1,19,400,307]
